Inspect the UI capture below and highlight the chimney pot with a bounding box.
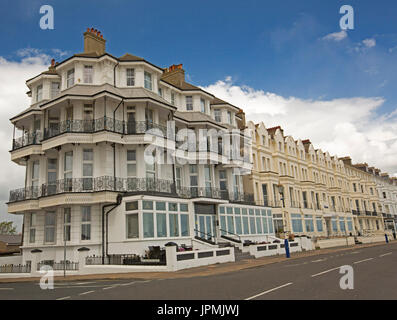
[51,59,55,67]
[84,27,106,55]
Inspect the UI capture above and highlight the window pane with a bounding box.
[125,201,138,211]
[156,201,166,211]
[243,217,249,234]
[156,213,167,237]
[142,201,153,210]
[83,149,93,161]
[81,207,91,222]
[169,214,179,237]
[249,217,256,234]
[180,214,189,236]
[169,203,178,211]
[235,216,242,235]
[180,203,188,212]
[83,163,93,176]
[81,224,91,240]
[126,214,139,238]
[127,150,136,161]
[127,164,136,177]
[143,212,154,238]
[256,217,263,233]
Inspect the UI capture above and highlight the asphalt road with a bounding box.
[0,242,396,300]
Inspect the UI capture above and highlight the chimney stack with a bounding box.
[84,27,106,55]
[162,64,185,87]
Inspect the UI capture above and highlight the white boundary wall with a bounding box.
[166,246,235,271]
[315,237,355,249]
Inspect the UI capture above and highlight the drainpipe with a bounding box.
[169,111,176,194]
[112,143,116,190]
[101,194,122,264]
[113,61,119,87]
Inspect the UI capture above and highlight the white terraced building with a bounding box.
[8,29,274,265]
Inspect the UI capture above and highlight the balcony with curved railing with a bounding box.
[12,131,43,151]
[42,117,168,141]
[8,177,253,204]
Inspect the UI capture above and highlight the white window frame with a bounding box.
[127,150,137,179]
[81,206,91,241]
[83,65,94,84]
[126,68,135,86]
[186,96,193,111]
[44,212,56,243]
[66,68,75,88]
[82,149,93,190]
[63,208,71,242]
[36,85,43,102]
[51,82,60,99]
[144,71,152,90]
[29,213,36,243]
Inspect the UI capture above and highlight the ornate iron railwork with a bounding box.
[8,176,252,204]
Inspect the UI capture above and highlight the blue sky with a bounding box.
[1,0,397,112]
[1,0,397,230]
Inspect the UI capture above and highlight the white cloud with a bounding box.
[322,30,348,42]
[202,77,397,176]
[0,50,50,226]
[363,38,376,48]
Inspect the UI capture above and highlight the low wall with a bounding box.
[166,246,235,271]
[316,237,355,249]
[80,265,169,275]
[249,242,286,258]
[358,235,388,244]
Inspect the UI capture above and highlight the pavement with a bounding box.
[0,240,396,300]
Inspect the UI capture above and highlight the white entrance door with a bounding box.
[195,214,215,241]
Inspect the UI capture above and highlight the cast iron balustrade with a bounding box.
[0,264,31,273]
[9,177,247,203]
[37,261,79,271]
[9,177,175,202]
[12,131,43,150]
[41,117,168,140]
[365,211,372,216]
[372,211,378,217]
[229,192,255,204]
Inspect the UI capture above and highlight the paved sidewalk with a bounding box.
[0,240,394,284]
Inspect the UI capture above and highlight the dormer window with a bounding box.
[126,68,135,86]
[36,85,43,102]
[67,68,75,88]
[144,71,152,90]
[186,96,193,111]
[83,65,93,83]
[158,87,163,97]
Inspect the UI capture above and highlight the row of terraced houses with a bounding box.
[6,29,397,265]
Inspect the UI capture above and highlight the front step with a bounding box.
[234,246,254,261]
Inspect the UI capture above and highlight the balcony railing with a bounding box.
[9,177,252,204]
[42,117,168,140]
[12,131,43,151]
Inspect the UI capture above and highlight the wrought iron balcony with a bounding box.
[8,177,244,203]
[9,177,176,202]
[42,117,168,140]
[12,131,43,151]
